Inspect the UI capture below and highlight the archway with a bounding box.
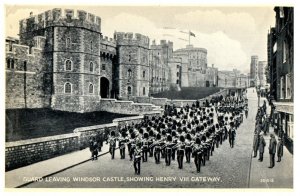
[100,77,110,98]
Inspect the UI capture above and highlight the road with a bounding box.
[23,88,265,188]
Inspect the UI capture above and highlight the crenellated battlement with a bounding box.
[151,39,173,50]
[114,32,149,48]
[100,35,116,47]
[19,8,101,35]
[5,36,45,58]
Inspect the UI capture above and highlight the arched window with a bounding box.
[128,69,132,77]
[128,86,132,95]
[66,37,71,48]
[143,71,146,78]
[64,82,72,94]
[90,62,94,72]
[89,83,94,94]
[65,59,72,71]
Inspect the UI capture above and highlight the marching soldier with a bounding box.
[133,143,142,175]
[89,137,98,160]
[192,137,203,173]
[148,130,155,157]
[107,131,117,159]
[185,133,193,163]
[165,135,173,166]
[95,131,104,152]
[171,131,178,160]
[127,129,134,156]
[153,134,163,164]
[118,131,127,159]
[129,132,136,161]
[228,122,236,148]
[176,135,185,169]
[161,130,167,158]
[142,132,149,162]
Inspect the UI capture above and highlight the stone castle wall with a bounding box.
[5,112,162,171]
[5,40,51,109]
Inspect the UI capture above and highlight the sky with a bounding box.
[5,5,276,74]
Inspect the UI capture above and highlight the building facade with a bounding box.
[258,61,267,87]
[267,7,293,152]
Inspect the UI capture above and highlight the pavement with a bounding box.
[5,87,293,188]
[248,96,293,188]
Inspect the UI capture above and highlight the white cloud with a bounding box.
[102,13,249,73]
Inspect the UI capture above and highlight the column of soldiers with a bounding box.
[91,94,247,175]
[252,103,284,168]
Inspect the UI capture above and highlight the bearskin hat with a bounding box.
[156,133,161,140]
[186,133,192,140]
[180,135,185,142]
[110,131,115,137]
[196,137,201,144]
[143,132,149,139]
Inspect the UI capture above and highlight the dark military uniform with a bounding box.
[133,144,142,175]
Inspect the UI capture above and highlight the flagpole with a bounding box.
[189,31,190,45]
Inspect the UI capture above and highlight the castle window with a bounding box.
[64,82,72,94]
[66,37,71,48]
[143,71,146,78]
[65,59,72,71]
[11,59,14,69]
[102,64,106,71]
[128,69,132,77]
[24,61,27,71]
[176,80,179,84]
[177,72,179,77]
[90,41,93,52]
[143,87,146,95]
[280,76,285,99]
[6,59,10,69]
[90,62,94,72]
[283,40,287,63]
[128,86,132,95]
[128,55,131,62]
[89,83,94,94]
[286,74,291,99]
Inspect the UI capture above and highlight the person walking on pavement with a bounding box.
[253,131,260,158]
[258,132,266,162]
[228,122,236,148]
[268,133,277,168]
[277,137,284,162]
[107,131,117,159]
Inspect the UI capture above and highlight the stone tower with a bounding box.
[250,55,259,87]
[114,32,150,99]
[19,8,102,112]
